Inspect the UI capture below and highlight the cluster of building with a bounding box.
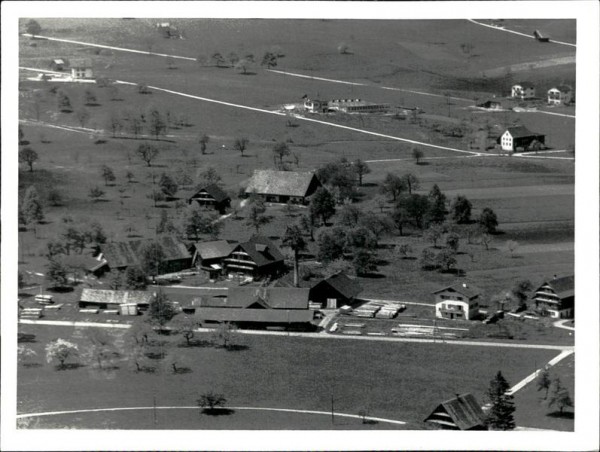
[511,82,574,105]
[49,58,94,79]
[303,97,389,114]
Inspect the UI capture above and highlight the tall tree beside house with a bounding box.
[511,279,532,311]
[427,184,447,223]
[148,291,177,329]
[125,266,148,290]
[45,259,69,289]
[451,195,473,224]
[140,241,167,277]
[400,194,430,230]
[234,137,249,157]
[245,203,270,234]
[310,187,336,226]
[100,165,116,186]
[184,209,221,240]
[317,227,347,263]
[137,143,160,167]
[401,173,419,195]
[352,249,378,276]
[486,371,516,430]
[282,225,307,287]
[353,159,371,186]
[479,207,499,234]
[19,147,39,172]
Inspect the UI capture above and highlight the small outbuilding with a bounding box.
[477,100,502,110]
[50,58,66,71]
[433,283,481,320]
[245,170,322,204]
[309,272,363,309]
[547,85,574,106]
[424,393,487,430]
[498,126,546,152]
[511,82,535,99]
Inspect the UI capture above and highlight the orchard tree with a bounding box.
[210,322,237,349]
[435,248,457,272]
[512,280,532,311]
[147,107,167,140]
[45,339,79,370]
[106,111,123,137]
[345,226,377,252]
[171,316,198,346]
[283,225,307,287]
[506,240,519,257]
[299,213,316,241]
[199,134,210,154]
[19,147,38,172]
[427,184,447,224]
[452,195,472,224]
[479,207,499,234]
[394,243,413,260]
[200,167,222,185]
[359,215,392,244]
[424,223,444,248]
[198,391,227,414]
[76,108,91,128]
[57,90,72,113]
[317,227,347,263]
[272,141,290,165]
[140,241,166,277]
[480,232,493,250]
[401,173,419,195]
[84,328,119,370]
[234,137,249,157]
[147,189,166,207]
[158,172,178,197]
[338,204,362,228]
[261,51,278,69]
[536,369,552,399]
[84,88,98,106]
[379,173,406,202]
[148,291,177,328]
[352,249,378,276]
[45,259,69,288]
[486,371,516,430]
[88,186,106,202]
[412,147,424,164]
[100,165,116,186]
[353,159,371,186]
[137,143,160,167]
[310,187,336,225]
[389,203,409,236]
[548,378,573,414]
[246,203,270,233]
[445,232,460,252]
[400,194,430,229]
[420,248,437,270]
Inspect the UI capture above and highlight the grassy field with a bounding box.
[17,324,561,429]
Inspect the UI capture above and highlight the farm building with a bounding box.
[309,272,363,309]
[99,235,192,275]
[303,98,329,113]
[511,82,535,99]
[424,393,487,430]
[180,184,231,213]
[50,58,66,71]
[328,98,389,113]
[193,287,315,328]
[245,170,322,204]
[547,85,574,106]
[533,275,574,319]
[477,100,502,110]
[69,58,94,79]
[223,235,285,279]
[191,240,236,278]
[79,288,153,311]
[433,283,481,320]
[533,29,550,42]
[54,254,108,278]
[498,126,546,152]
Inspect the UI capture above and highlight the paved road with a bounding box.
[466,19,577,48]
[553,319,575,331]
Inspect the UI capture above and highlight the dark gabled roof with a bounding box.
[55,254,107,272]
[514,81,534,88]
[424,393,486,430]
[193,307,313,323]
[226,287,310,310]
[549,85,573,93]
[311,273,363,300]
[80,289,153,305]
[70,58,93,68]
[433,283,481,299]
[504,126,544,139]
[156,286,228,305]
[233,235,285,268]
[536,275,574,299]
[201,184,230,203]
[245,170,320,198]
[101,236,191,269]
[194,240,235,261]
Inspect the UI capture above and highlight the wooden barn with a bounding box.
[223,235,285,279]
[191,240,236,278]
[79,289,153,311]
[245,170,322,204]
[533,275,574,319]
[309,272,363,309]
[498,126,546,152]
[424,393,487,430]
[181,184,231,213]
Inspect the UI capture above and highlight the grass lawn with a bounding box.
[17,324,560,430]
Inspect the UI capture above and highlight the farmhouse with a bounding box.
[69,58,94,79]
[245,170,322,204]
[193,287,315,328]
[223,235,285,279]
[50,58,66,71]
[477,100,502,110]
[191,240,236,278]
[498,126,546,152]
[433,283,481,320]
[511,82,535,99]
[181,184,231,213]
[99,235,192,275]
[424,393,487,430]
[309,272,363,309]
[55,254,108,277]
[533,275,574,319]
[79,288,153,311]
[547,85,574,106]
[303,98,329,113]
[328,98,389,113]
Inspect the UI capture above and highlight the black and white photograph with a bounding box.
[2,2,598,451]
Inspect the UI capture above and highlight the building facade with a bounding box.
[511,82,535,99]
[70,59,94,79]
[547,86,574,106]
[498,126,546,152]
[533,275,574,318]
[433,284,481,320]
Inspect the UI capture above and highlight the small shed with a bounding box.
[424,393,487,430]
[309,272,363,309]
[50,58,66,71]
[79,289,153,311]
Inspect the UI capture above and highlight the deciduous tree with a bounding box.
[353,159,371,186]
[427,184,447,224]
[379,173,406,202]
[25,19,42,36]
[137,143,160,167]
[352,249,378,275]
[148,291,177,328]
[19,147,38,172]
[125,266,147,290]
[401,173,420,195]
[100,165,116,186]
[140,241,166,277]
[412,147,424,164]
[310,188,336,225]
[272,141,290,165]
[451,195,472,224]
[283,225,307,287]
[479,207,499,234]
[234,137,249,156]
[548,378,573,414]
[536,369,552,399]
[45,339,79,369]
[197,391,227,413]
[88,186,105,202]
[199,134,210,154]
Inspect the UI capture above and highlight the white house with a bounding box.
[303,98,329,113]
[498,126,546,152]
[70,58,94,79]
[511,82,535,99]
[433,283,481,320]
[547,85,573,106]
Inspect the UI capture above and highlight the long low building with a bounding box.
[79,288,153,310]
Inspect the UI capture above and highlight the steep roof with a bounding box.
[80,289,153,305]
[55,254,107,272]
[433,283,481,299]
[194,240,235,261]
[101,236,191,269]
[70,58,93,68]
[245,170,320,198]
[514,81,534,88]
[194,307,313,323]
[504,126,544,139]
[311,273,363,300]
[537,275,574,299]
[233,235,285,268]
[424,393,486,430]
[226,287,310,310]
[157,286,228,305]
[201,184,230,203]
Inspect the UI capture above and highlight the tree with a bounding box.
[171,316,197,346]
[345,226,377,252]
[21,186,45,230]
[316,159,358,202]
[76,108,91,128]
[147,108,167,140]
[486,371,516,430]
[147,189,166,207]
[158,173,178,197]
[234,137,249,156]
[299,213,316,241]
[353,159,371,186]
[211,52,226,67]
[246,203,270,233]
[19,147,38,172]
[109,270,124,290]
[536,369,552,399]
[140,241,166,277]
[125,170,136,184]
[234,56,255,75]
[200,167,222,185]
[84,328,119,370]
[61,225,86,254]
[88,186,105,202]
[261,51,278,69]
[46,259,69,288]
[125,266,147,290]
[389,203,409,236]
[25,19,42,36]
[18,345,37,366]
[317,227,347,263]
[352,249,378,275]
[128,115,143,138]
[106,111,123,137]
[548,378,573,414]
[100,165,116,186]
[479,207,499,234]
[451,195,472,224]
[394,243,413,260]
[283,225,307,287]
[480,232,493,250]
[199,134,210,154]
[156,209,177,235]
[148,291,177,328]
[84,221,107,246]
[197,391,227,414]
[84,88,98,106]
[506,240,519,257]
[424,223,444,248]
[185,209,221,239]
[401,173,420,195]
[512,279,532,311]
[412,147,424,164]
[137,143,160,167]
[57,90,72,113]
[45,339,79,369]
[338,204,362,228]
[272,141,290,165]
[210,322,237,349]
[400,194,430,229]
[359,215,392,244]
[435,248,457,272]
[427,184,447,224]
[309,188,335,225]
[379,173,406,202]
[127,318,155,345]
[445,232,460,252]
[420,248,437,270]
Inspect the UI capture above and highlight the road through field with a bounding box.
[467,20,577,48]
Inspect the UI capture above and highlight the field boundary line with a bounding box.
[507,349,574,395]
[467,20,576,48]
[16,405,406,425]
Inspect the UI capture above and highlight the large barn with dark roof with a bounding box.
[245,170,322,204]
[424,393,487,430]
[223,235,285,279]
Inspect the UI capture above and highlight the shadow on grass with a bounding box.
[173,367,192,375]
[18,333,37,343]
[177,339,212,348]
[362,419,379,425]
[56,363,86,371]
[358,273,385,279]
[547,411,574,419]
[23,362,43,368]
[145,352,166,360]
[200,408,235,416]
[225,344,249,352]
